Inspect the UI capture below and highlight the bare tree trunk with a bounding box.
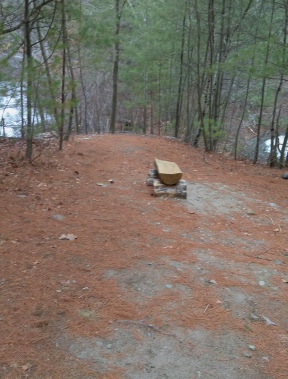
[158,62,162,136]
[36,11,60,129]
[59,0,66,151]
[110,0,127,133]
[174,2,187,138]
[64,39,79,140]
[269,79,283,166]
[20,55,26,139]
[269,1,288,167]
[253,0,275,164]
[280,122,288,167]
[24,0,33,160]
[184,8,195,143]
[34,81,46,131]
[193,0,211,149]
[165,35,176,136]
[78,57,88,134]
[234,75,251,159]
[150,103,154,135]
[143,70,148,134]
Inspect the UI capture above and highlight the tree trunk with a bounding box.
[174,3,187,138]
[158,62,162,135]
[269,1,287,167]
[150,104,154,135]
[234,75,251,159]
[110,0,124,133]
[64,37,79,140]
[20,55,26,139]
[36,17,60,129]
[253,1,275,164]
[59,0,66,151]
[143,70,148,134]
[24,0,33,160]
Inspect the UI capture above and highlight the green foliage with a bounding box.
[2,0,288,159]
[203,118,225,139]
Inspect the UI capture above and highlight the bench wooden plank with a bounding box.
[154,158,182,185]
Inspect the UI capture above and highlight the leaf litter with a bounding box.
[0,134,288,379]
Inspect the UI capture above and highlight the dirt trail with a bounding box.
[0,134,287,379]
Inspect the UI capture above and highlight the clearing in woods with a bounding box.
[0,134,287,379]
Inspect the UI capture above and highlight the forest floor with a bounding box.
[0,134,288,379]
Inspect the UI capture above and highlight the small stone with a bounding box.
[249,345,256,351]
[269,202,278,208]
[281,173,288,179]
[59,234,77,241]
[97,183,108,187]
[245,352,252,358]
[51,214,65,221]
[259,281,265,286]
[262,315,277,326]
[106,344,112,349]
[165,284,173,289]
[209,280,217,285]
[275,260,282,265]
[250,313,259,321]
[22,364,31,371]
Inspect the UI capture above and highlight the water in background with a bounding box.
[264,135,288,158]
[0,84,22,137]
[0,82,53,138]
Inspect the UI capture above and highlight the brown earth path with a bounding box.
[0,134,287,379]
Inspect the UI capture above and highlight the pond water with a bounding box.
[0,82,53,138]
[0,87,22,137]
[264,135,288,157]
[235,133,288,163]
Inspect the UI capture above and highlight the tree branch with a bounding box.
[1,0,56,35]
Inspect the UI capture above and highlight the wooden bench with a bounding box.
[154,158,182,185]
